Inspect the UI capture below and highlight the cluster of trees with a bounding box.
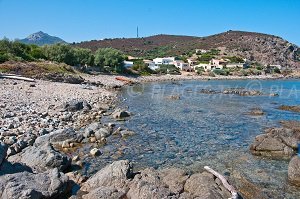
[131,60,154,75]
[0,39,126,72]
[197,49,220,63]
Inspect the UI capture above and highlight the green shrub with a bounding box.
[213,69,229,76]
[274,67,281,74]
[0,53,9,63]
[157,64,180,74]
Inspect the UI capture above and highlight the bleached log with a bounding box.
[0,75,35,82]
[204,166,238,199]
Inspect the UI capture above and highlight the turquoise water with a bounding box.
[84,80,300,198]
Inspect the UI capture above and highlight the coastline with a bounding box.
[1,73,299,198]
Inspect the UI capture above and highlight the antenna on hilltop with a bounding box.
[137,26,139,38]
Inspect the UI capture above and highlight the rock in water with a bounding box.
[0,168,69,199]
[288,156,300,186]
[34,128,83,147]
[112,109,130,119]
[90,148,101,156]
[0,143,8,165]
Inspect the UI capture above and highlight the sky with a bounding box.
[0,0,299,45]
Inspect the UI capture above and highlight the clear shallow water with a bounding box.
[86,80,300,198]
[119,79,300,198]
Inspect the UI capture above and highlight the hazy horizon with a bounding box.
[1,0,299,45]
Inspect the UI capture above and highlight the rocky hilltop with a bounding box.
[75,30,300,68]
[19,31,66,46]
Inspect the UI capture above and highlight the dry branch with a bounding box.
[0,74,35,82]
[204,166,238,199]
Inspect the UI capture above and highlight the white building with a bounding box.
[123,61,134,68]
[144,60,159,70]
[194,63,212,72]
[195,49,207,54]
[173,60,191,71]
[269,65,282,70]
[225,63,245,69]
[187,58,198,67]
[153,57,176,65]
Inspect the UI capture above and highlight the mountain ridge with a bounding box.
[75,30,300,68]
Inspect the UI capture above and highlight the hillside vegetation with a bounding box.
[75,31,300,68]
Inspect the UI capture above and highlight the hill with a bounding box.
[75,31,300,68]
[19,31,66,46]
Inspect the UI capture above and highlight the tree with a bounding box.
[73,48,94,66]
[42,44,75,65]
[94,48,125,72]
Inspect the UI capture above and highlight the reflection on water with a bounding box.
[94,80,300,198]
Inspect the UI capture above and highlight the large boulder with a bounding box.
[184,172,232,199]
[288,156,300,186]
[159,168,189,194]
[82,186,126,199]
[35,128,83,147]
[0,143,8,165]
[81,160,132,192]
[8,143,71,172]
[0,168,70,199]
[250,127,299,158]
[80,160,239,199]
[126,168,173,199]
[63,100,91,112]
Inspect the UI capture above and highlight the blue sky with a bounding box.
[0,0,299,45]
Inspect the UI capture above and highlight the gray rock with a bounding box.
[8,143,71,172]
[250,127,299,158]
[0,168,70,199]
[0,143,8,165]
[82,186,125,199]
[35,128,83,147]
[288,156,300,186]
[126,168,173,199]
[184,172,231,199]
[95,128,111,140]
[90,148,101,156]
[81,160,132,192]
[160,168,189,194]
[83,122,101,138]
[112,109,130,119]
[63,100,91,112]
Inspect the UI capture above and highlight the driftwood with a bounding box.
[204,166,238,199]
[0,74,35,82]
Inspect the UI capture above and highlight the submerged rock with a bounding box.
[288,156,300,186]
[0,168,70,199]
[278,105,300,113]
[0,143,8,165]
[248,108,264,116]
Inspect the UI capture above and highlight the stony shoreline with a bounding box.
[1,73,300,198]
